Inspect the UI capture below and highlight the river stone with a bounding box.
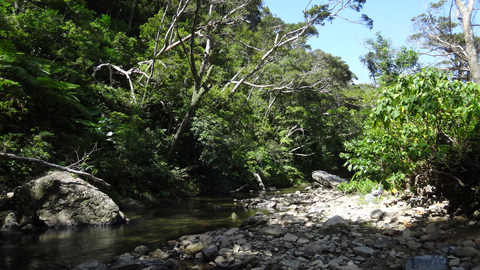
[284,232,299,242]
[303,243,323,257]
[149,249,169,260]
[324,215,349,228]
[185,242,206,254]
[202,245,219,261]
[1,212,21,237]
[260,225,285,236]
[353,246,375,257]
[452,246,480,257]
[241,255,260,267]
[405,255,448,270]
[283,259,301,269]
[282,215,308,225]
[73,260,107,270]
[311,170,348,187]
[13,171,127,227]
[370,209,385,220]
[133,245,150,255]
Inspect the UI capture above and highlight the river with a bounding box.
[0,191,289,270]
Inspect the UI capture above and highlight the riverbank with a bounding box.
[76,186,480,270]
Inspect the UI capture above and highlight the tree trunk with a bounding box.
[456,0,480,83]
[166,104,196,161]
[253,172,265,191]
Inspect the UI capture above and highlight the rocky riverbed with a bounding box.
[75,186,480,270]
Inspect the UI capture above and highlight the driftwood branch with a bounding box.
[229,184,248,193]
[0,152,110,187]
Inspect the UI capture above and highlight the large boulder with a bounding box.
[311,170,348,188]
[14,171,127,227]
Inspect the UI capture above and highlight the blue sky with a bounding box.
[263,0,435,84]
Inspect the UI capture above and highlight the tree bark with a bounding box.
[253,172,265,191]
[0,152,110,187]
[456,0,480,83]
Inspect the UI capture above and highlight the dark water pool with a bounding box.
[0,195,271,270]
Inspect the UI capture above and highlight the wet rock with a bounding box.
[20,223,38,233]
[149,249,169,260]
[133,245,150,256]
[73,260,107,270]
[1,212,21,237]
[405,255,448,270]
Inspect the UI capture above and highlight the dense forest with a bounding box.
[1,0,479,213]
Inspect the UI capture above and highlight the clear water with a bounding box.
[0,195,272,270]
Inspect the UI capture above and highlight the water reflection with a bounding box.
[0,195,266,270]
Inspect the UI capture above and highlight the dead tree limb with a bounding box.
[0,152,110,187]
[229,184,248,193]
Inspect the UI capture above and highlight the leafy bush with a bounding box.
[341,69,480,212]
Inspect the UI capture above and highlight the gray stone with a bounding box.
[324,215,349,228]
[461,240,476,247]
[353,246,375,257]
[452,247,480,258]
[425,223,439,234]
[407,240,422,250]
[370,209,385,220]
[260,226,285,236]
[282,215,308,225]
[13,171,126,227]
[405,255,448,270]
[133,245,150,255]
[303,243,323,257]
[202,245,219,261]
[74,260,107,270]
[241,255,260,267]
[311,170,348,187]
[283,259,301,269]
[284,233,299,242]
[338,265,359,270]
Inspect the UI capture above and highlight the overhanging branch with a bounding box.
[0,152,110,187]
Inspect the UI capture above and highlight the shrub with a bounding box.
[341,69,480,212]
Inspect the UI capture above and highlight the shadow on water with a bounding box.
[0,193,277,270]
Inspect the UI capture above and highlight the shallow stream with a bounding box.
[0,191,291,270]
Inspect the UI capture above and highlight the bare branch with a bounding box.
[0,152,110,187]
[93,63,149,104]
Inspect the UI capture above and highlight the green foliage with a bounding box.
[0,0,372,200]
[342,69,480,210]
[337,178,380,195]
[361,32,419,84]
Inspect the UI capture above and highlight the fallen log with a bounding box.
[0,152,110,187]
